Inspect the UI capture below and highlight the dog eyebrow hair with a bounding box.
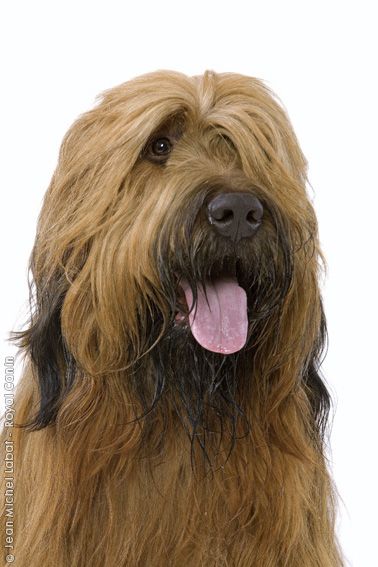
[139,113,187,164]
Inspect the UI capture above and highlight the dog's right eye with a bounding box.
[144,137,173,164]
[152,138,172,156]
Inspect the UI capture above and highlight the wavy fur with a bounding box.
[1,70,343,566]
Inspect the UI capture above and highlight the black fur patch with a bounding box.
[14,277,73,429]
[303,304,331,440]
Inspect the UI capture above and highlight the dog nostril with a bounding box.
[214,209,234,224]
[246,209,263,223]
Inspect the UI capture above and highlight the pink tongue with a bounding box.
[180,278,248,354]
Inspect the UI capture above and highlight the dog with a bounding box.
[1,70,342,566]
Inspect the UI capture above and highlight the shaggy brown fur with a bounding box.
[2,70,343,566]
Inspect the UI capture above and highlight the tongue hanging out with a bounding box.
[179,277,248,354]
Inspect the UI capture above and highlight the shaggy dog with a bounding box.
[1,70,342,566]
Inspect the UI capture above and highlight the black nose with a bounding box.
[207,192,263,241]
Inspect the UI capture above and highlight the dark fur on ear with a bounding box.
[303,301,331,442]
[13,275,75,429]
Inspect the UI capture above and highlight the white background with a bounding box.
[1,2,377,565]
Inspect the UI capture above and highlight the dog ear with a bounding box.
[303,301,331,440]
[16,276,75,429]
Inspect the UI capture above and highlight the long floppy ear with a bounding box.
[303,300,331,440]
[14,273,76,429]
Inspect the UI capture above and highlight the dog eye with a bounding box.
[151,137,172,156]
[144,137,174,164]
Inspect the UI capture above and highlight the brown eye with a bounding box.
[142,135,176,164]
[151,137,172,156]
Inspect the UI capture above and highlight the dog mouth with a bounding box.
[163,209,294,357]
[174,263,249,355]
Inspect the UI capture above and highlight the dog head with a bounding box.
[18,71,329,459]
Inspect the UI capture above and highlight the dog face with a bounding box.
[19,71,328,457]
